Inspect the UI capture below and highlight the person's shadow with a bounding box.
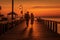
[28,27,33,40]
[19,26,33,40]
[20,26,28,35]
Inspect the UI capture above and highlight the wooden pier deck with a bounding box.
[0,20,60,40]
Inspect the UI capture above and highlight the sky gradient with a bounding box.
[0,0,60,16]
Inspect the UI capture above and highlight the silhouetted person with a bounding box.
[24,11,30,27]
[31,13,34,26]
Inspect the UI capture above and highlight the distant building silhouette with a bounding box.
[0,6,3,21]
[7,12,18,20]
[0,6,7,21]
[0,14,4,21]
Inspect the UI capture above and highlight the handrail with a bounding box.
[37,18,60,34]
[0,18,24,35]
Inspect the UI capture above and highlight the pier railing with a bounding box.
[37,18,60,34]
[0,17,24,35]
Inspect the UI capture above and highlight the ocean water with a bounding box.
[41,18,60,34]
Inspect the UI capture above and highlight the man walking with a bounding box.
[24,11,30,27]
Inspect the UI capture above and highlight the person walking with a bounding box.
[30,13,34,26]
[24,11,30,27]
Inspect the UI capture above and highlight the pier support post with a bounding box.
[55,22,57,33]
[49,21,52,30]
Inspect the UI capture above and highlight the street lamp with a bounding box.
[12,0,14,20]
[0,6,1,10]
[0,6,1,14]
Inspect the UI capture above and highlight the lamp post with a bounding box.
[0,6,2,14]
[0,6,1,10]
[0,6,1,14]
[12,0,14,20]
[0,6,1,20]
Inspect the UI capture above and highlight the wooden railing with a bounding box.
[37,18,60,34]
[0,18,24,35]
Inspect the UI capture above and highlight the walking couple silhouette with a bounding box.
[24,11,34,27]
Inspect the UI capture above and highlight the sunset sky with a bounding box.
[0,0,60,16]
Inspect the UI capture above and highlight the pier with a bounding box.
[0,17,60,40]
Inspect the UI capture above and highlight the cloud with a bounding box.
[32,6,60,8]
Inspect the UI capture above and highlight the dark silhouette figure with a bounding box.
[24,11,30,27]
[29,27,33,36]
[0,6,1,10]
[30,13,34,26]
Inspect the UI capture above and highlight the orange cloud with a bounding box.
[32,6,60,8]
